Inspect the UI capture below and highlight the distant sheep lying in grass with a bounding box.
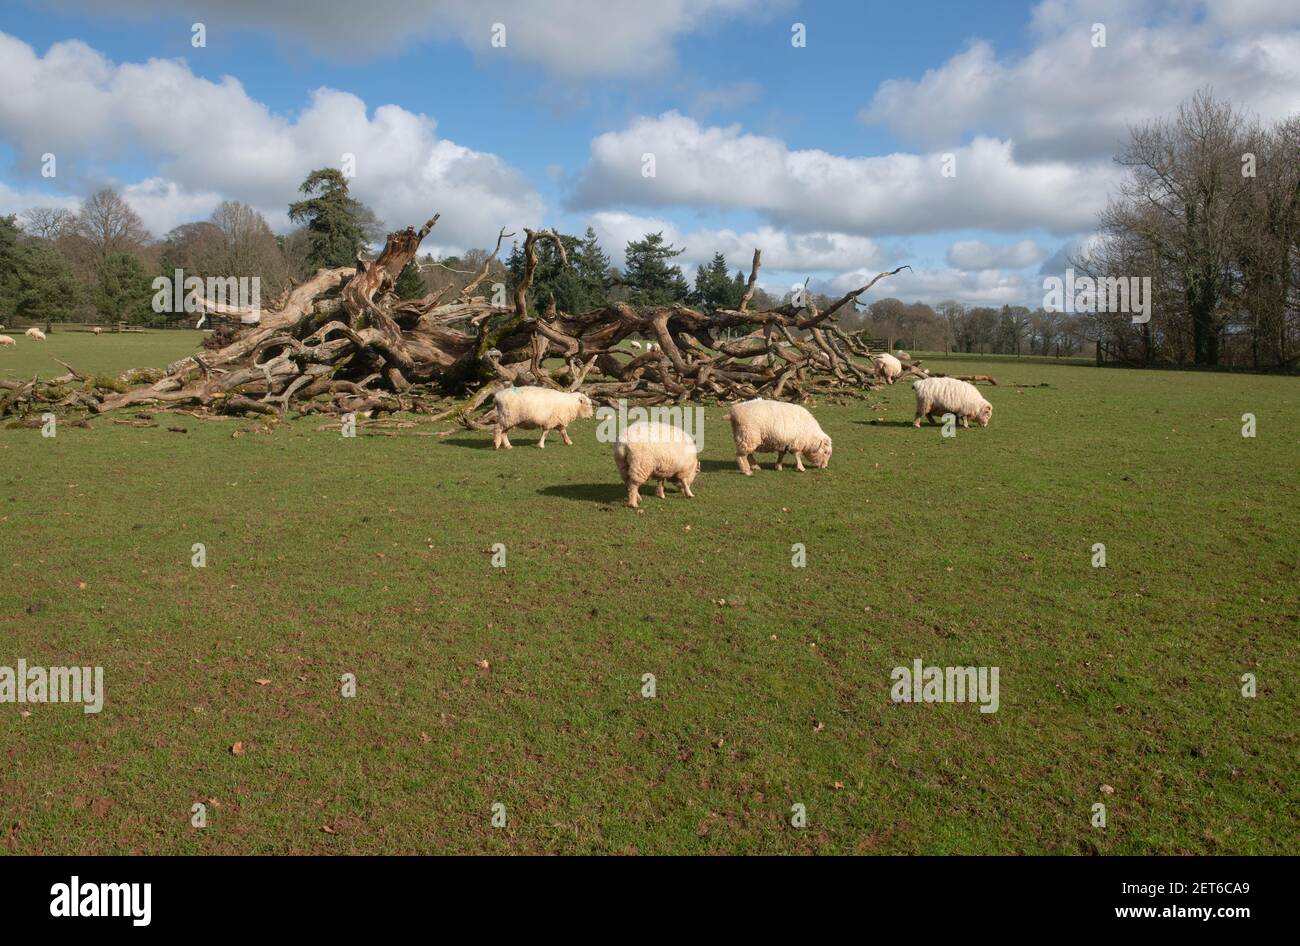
[25,327,46,341]
[0,335,15,347]
[492,386,594,449]
[630,340,642,349]
[912,376,992,429]
[614,420,699,508]
[723,398,833,475]
[873,352,903,384]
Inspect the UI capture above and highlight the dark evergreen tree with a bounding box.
[14,240,82,324]
[93,252,153,324]
[623,232,688,305]
[394,260,426,299]
[287,169,380,269]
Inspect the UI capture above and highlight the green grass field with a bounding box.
[2,330,1296,854]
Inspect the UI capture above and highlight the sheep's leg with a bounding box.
[495,425,513,449]
[655,480,666,499]
[537,427,548,448]
[927,412,939,426]
[676,476,694,498]
[626,481,641,508]
[775,450,786,471]
[748,453,761,472]
[961,416,970,429]
[560,425,573,446]
[794,453,807,472]
[737,454,752,476]
[913,405,925,428]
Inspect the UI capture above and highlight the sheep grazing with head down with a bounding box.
[723,398,832,475]
[912,376,992,429]
[25,327,46,341]
[614,420,699,509]
[0,335,15,347]
[492,385,594,449]
[92,326,103,336]
[872,352,903,384]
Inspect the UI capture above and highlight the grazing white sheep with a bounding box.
[0,335,15,347]
[613,420,699,509]
[872,352,903,384]
[492,385,594,449]
[723,398,833,475]
[92,326,103,336]
[630,340,642,350]
[25,327,46,341]
[912,376,992,429]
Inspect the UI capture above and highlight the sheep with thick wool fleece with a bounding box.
[25,327,45,341]
[912,376,993,429]
[723,398,833,475]
[0,335,15,347]
[492,385,594,449]
[872,352,903,384]
[613,420,699,508]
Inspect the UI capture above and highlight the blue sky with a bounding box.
[2,0,1298,305]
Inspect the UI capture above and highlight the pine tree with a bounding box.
[573,227,611,308]
[287,169,378,270]
[394,261,426,299]
[624,232,688,305]
[692,252,738,311]
[14,241,82,324]
[0,215,21,321]
[93,253,153,324]
[507,231,591,313]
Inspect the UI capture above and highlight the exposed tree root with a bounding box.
[4,215,919,426]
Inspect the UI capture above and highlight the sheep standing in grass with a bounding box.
[723,398,832,475]
[92,326,103,336]
[492,386,594,449]
[0,335,15,347]
[630,340,642,350]
[614,420,699,508]
[912,376,992,429]
[25,327,46,341]
[872,352,903,384]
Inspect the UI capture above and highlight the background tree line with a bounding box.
[1083,90,1299,369]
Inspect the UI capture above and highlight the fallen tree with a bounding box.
[2,214,945,428]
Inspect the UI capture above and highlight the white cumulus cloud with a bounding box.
[571,111,1120,236]
[0,31,544,245]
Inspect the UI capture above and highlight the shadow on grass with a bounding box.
[538,482,625,504]
[699,458,743,472]
[440,436,495,449]
[852,419,922,429]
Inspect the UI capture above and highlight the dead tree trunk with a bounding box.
[3,215,918,425]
